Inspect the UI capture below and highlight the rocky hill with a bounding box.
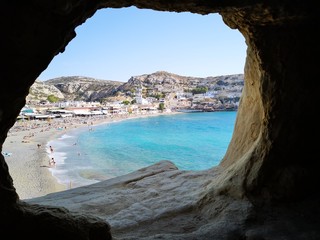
[27,72,244,104]
[118,71,243,98]
[44,76,123,101]
[26,79,65,102]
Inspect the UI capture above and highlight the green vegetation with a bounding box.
[149,92,165,100]
[158,103,165,111]
[129,89,136,95]
[47,94,59,103]
[191,86,208,95]
[122,100,130,105]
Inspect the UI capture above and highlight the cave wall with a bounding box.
[0,0,319,239]
[219,5,319,201]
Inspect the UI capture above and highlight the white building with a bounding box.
[135,88,149,105]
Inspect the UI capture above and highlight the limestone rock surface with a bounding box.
[0,0,319,239]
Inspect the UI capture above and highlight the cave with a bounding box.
[0,1,319,239]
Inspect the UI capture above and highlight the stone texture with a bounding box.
[28,160,320,239]
[0,0,319,239]
[27,79,65,102]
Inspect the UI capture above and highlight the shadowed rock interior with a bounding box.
[0,1,319,239]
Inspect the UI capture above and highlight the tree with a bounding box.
[191,87,208,95]
[158,103,165,111]
[47,94,59,103]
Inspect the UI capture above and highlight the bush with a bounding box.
[158,103,165,111]
[191,87,208,94]
[47,94,59,103]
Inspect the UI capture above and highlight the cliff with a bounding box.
[27,72,243,108]
[39,76,122,102]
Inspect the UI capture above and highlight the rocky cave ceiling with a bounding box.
[0,1,319,239]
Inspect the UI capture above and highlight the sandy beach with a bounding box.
[3,111,178,200]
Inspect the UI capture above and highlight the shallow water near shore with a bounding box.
[48,111,237,188]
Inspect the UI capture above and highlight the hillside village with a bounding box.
[22,71,244,119]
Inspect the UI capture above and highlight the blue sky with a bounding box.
[38,7,246,82]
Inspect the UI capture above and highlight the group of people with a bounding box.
[36,143,56,167]
[49,157,56,166]
[49,145,55,167]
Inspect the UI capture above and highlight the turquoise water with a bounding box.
[48,111,237,188]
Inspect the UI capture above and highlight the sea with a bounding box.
[47,111,237,188]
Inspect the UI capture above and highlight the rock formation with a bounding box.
[44,76,122,102]
[28,72,243,104]
[0,1,319,239]
[27,79,65,103]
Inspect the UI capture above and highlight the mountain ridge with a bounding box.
[27,71,244,105]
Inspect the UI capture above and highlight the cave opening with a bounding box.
[2,2,319,239]
[5,7,246,200]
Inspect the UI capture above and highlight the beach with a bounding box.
[3,111,178,200]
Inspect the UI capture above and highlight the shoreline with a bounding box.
[3,111,180,200]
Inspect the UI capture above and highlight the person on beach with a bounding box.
[49,145,53,153]
[49,157,56,167]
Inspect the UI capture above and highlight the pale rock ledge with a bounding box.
[26,160,253,239]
